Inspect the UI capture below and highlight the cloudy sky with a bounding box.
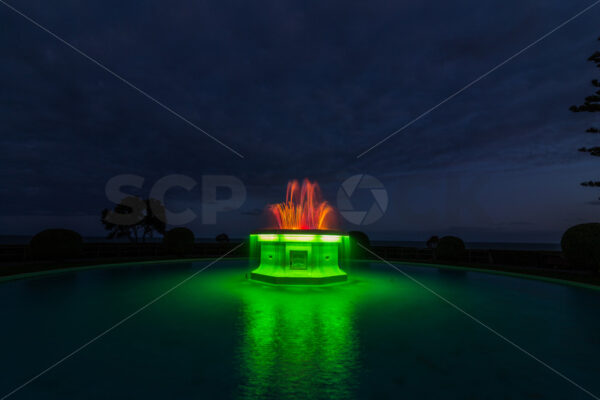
[1,0,599,242]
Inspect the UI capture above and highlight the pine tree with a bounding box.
[570,37,600,193]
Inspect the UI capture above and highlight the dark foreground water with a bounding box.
[0,260,598,399]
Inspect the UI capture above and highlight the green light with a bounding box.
[282,234,316,242]
[257,234,278,241]
[249,231,350,285]
[237,284,360,398]
[320,234,341,242]
[256,233,342,243]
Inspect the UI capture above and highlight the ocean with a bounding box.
[0,235,561,251]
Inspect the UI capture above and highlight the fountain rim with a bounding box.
[251,229,348,236]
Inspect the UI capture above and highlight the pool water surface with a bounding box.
[0,260,599,399]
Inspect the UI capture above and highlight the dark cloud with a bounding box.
[1,0,599,240]
[240,208,264,216]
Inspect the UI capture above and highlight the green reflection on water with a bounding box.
[236,282,365,400]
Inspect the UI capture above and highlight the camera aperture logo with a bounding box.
[337,174,388,225]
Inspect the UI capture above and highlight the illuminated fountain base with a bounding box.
[249,230,349,285]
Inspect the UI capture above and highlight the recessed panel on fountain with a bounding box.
[290,250,308,270]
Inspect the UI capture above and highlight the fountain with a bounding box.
[249,179,349,285]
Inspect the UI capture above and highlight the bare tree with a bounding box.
[101,196,167,242]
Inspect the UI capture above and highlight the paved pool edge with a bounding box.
[384,259,600,292]
[1,257,598,292]
[0,257,247,283]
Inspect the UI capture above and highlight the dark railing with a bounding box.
[1,242,568,269]
[0,242,586,284]
[0,242,246,263]
[369,246,569,269]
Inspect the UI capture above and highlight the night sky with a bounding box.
[1,0,599,242]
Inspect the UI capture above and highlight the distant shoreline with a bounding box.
[0,235,561,251]
[371,241,561,251]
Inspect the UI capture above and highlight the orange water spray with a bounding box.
[268,179,336,230]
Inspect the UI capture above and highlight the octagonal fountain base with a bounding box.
[249,230,349,285]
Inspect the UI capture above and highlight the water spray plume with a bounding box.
[268,179,336,230]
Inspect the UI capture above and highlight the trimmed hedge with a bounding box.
[426,235,440,249]
[435,236,466,262]
[561,223,600,271]
[349,231,371,259]
[30,229,83,260]
[163,228,195,256]
[216,233,230,242]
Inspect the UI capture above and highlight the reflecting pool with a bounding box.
[0,260,599,399]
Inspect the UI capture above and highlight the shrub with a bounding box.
[426,235,440,249]
[348,231,371,259]
[561,223,600,271]
[163,228,195,256]
[434,236,466,262]
[30,229,83,260]
[216,233,230,242]
[349,231,370,247]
